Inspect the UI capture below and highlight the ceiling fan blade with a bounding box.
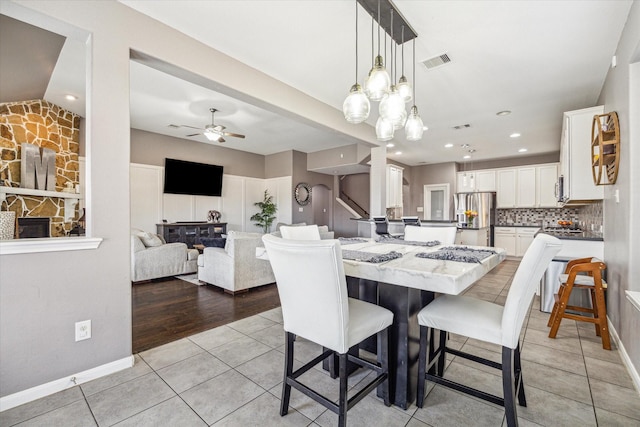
[223,132,245,139]
[218,137,226,143]
[185,133,200,137]
[180,125,204,130]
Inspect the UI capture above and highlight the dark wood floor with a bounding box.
[132,278,281,353]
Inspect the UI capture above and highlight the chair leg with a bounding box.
[437,330,447,376]
[547,283,565,327]
[590,288,601,337]
[514,343,526,407]
[417,325,428,408]
[338,353,348,427]
[377,328,391,406]
[549,282,574,339]
[502,347,518,427]
[280,331,295,416]
[593,286,611,350]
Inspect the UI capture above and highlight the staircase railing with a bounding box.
[339,191,368,218]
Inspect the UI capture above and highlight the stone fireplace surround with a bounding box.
[0,99,81,237]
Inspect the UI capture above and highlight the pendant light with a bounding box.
[343,1,370,123]
[378,9,406,130]
[364,0,390,101]
[397,26,412,103]
[405,39,425,141]
[375,116,394,141]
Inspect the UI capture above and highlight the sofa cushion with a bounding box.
[200,237,226,248]
[135,231,164,247]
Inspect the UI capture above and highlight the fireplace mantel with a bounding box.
[0,186,82,221]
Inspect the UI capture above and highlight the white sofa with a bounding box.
[197,231,276,294]
[131,231,199,282]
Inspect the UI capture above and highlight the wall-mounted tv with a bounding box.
[163,158,223,197]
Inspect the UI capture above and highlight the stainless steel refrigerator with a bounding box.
[454,192,496,245]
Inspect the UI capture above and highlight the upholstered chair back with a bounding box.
[404,226,457,245]
[262,234,351,353]
[501,233,561,348]
[280,224,321,240]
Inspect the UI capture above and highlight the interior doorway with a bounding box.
[423,183,451,221]
[312,184,332,229]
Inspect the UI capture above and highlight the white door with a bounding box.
[424,183,450,220]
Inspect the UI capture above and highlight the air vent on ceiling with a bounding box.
[452,124,471,130]
[422,53,451,70]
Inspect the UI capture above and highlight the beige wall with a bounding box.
[408,163,457,219]
[265,150,293,178]
[131,128,265,178]
[457,152,560,172]
[597,1,640,372]
[291,150,333,224]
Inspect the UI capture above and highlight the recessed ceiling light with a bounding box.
[395,151,402,155]
[444,143,453,148]
[386,143,395,148]
[496,110,511,116]
[463,155,471,159]
[518,148,528,153]
[510,133,521,138]
[65,94,77,101]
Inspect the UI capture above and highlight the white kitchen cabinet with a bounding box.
[516,227,539,257]
[386,165,403,208]
[475,170,496,192]
[517,167,536,207]
[455,227,490,246]
[494,227,516,256]
[456,171,475,192]
[560,106,604,203]
[496,169,517,208]
[536,164,559,207]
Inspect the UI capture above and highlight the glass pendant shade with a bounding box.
[375,116,394,141]
[397,75,412,103]
[405,105,425,141]
[343,83,370,124]
[379,85,406,125]
[392,108,407,130]
[365,55,391,101]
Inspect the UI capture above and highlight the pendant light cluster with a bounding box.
[343,0,425,142]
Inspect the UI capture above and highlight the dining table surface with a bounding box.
[337,238,507,295]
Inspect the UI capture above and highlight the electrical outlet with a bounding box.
[416,207,424,212]
[75,320,91,341]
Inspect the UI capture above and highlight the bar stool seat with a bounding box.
[548,257,610,349]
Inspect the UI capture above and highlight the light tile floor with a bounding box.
[2,261,639,426]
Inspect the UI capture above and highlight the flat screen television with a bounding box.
[163,158,223,197]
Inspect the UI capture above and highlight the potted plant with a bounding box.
[251,190,277,233]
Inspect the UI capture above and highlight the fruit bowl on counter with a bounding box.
[558,220,573,228]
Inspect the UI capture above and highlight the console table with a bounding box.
[156,222,227,248]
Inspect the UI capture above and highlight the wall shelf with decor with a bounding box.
[591,112,620,185]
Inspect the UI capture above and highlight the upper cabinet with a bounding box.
[496,169,517,208]
[560,106,604,203]
[536,164,559,207]
[386,165,403,208]
[456,170,495,192]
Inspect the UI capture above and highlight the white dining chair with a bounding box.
[404,225,457,245]
[279,224,321,240]
[416,233,561,427]
[261,234,393,427]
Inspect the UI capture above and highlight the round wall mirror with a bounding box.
[294,182,312,206]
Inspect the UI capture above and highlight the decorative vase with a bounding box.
[467,217,474,228]
[0,211,16,240]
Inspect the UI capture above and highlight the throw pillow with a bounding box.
[200,237,227,248]
[137,231,163,247]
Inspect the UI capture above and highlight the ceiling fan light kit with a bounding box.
[345,0,424,143]
[182,108,246,143]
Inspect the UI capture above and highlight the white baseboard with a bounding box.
[0,355,134,412]
[608,318,640,393]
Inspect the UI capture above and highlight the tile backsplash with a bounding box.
[497,201,603,232]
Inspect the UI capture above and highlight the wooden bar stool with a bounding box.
[547,257,610,350]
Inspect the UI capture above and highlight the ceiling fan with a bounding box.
[178,108,246,143]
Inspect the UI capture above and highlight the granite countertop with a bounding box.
[495,224,542,228]
[535,229,604,241]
